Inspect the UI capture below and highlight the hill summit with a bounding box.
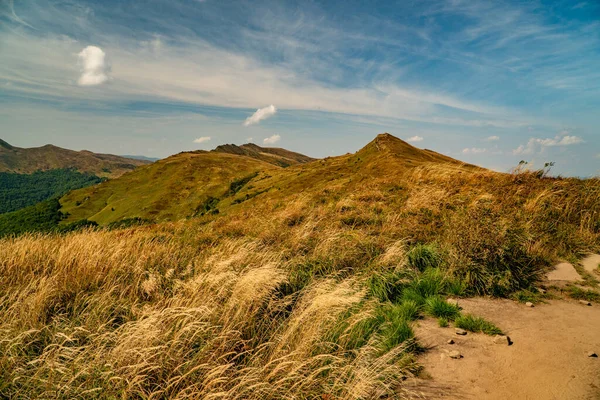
[213,143,315,167]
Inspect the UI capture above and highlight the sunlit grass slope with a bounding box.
[61,151,278,224]
[1,133,599,398]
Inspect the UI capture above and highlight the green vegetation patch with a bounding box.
[0,198,99,237]
[455,314,503,335]
[566,286,600,302]
[0,169,103,214]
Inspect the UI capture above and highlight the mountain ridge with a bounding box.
[0,139,151,178]
[59,133,477,225]
[213,143,315,167]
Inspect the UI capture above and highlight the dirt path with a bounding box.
[410,298,600,400]
[582,254,600,275]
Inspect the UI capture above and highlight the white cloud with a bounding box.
[263,134,281,145]
[77,46,110,86]
[246,137,253,142]
[512,134,584,155]
[462,147,487,154]
[244,105,277,126]
[486,135,500,141]
[406,135,423,142]
[193,136,211,143]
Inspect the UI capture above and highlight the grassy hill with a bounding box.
[60,150,280,224]
[1,133,599,398]
[0,139,151,178]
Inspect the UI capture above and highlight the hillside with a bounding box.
[0,139,151,178]
[1,133,599,399]
[59,134,469,225]
[60,150,280,224]
[213,142,315,167]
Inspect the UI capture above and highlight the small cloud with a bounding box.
[263,134,281,145]
[462,147,487,154]
[193,136,211,143]
[244,105,277,126]
[77,46,110,86]
[406,136,423,143]
[246,137,253,142]
[512,134,584,155]
[486,136,500,141]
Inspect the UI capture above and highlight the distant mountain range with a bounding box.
[0,139,152,178]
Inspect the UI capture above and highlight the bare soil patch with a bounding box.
[410,298,600,399]
[547,262,583,282]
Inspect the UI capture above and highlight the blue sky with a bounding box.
[1,0,599,176]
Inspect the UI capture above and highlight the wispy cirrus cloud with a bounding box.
[406,135,423,142]
[486,135,500,141]
[462,147,487,154]
[193,136,211,143]
[244,105,277,126]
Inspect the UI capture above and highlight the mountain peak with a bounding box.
[357,132,471,167]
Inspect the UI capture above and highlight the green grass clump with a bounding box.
[377,305,415,353]
[511,289,543,304]
[424,296,461,320]
[445,277,467,297]
[396,300,421,321]
[455,314,502,335]
[566,286,600,302]
[438,317,449,327]
[401,268,445,305]
[407,244,442,271]
[367,270,407,302]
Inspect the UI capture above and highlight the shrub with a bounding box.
[228,172,258,196]
[455,314,502,335]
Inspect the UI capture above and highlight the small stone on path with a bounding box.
[448,350,462,359]
[525,302,534,307]
[588,352,598,358]
[455,328,467,335]
[579,300,592,306]
[493,335,513,345]
[447,339,455,345]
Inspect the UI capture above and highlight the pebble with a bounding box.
[579,300,592,306]
[525,302,534,307]
[493,335,512,345]
[447,339,455,345]
[588,352,598,358]
[455,328,467,336]
[448,350,462,359]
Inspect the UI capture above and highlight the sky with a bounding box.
[1,0,599,176]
